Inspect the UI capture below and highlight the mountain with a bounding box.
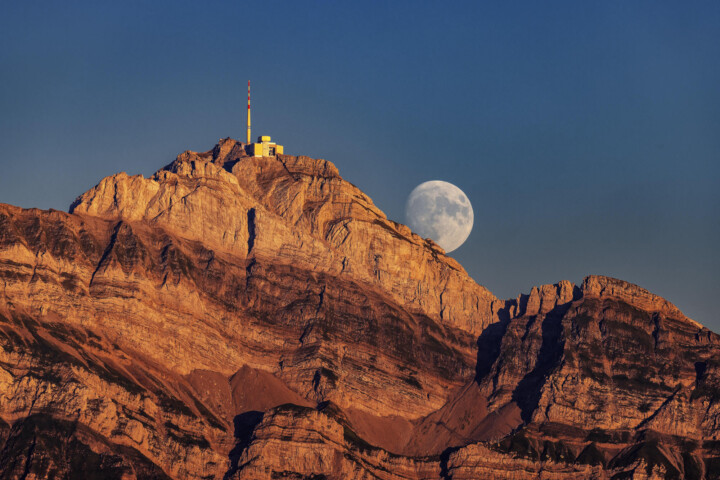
[0,138,718,479]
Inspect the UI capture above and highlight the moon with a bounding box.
[405,181,474,253]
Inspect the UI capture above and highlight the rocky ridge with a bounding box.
[0,138,718,479]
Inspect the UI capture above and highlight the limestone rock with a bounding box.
[0,138,718,479]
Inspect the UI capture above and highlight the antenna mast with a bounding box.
[246,80,252,144]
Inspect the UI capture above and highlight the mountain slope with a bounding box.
[0,138,718,479]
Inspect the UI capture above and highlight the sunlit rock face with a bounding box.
[1,138,719,479]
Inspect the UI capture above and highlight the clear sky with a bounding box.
[1,1,718,329]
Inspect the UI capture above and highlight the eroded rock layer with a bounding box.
[0,138,718,479]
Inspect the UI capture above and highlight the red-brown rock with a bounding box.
[0,139,718,479]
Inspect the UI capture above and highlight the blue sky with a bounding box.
[1,1,719,328]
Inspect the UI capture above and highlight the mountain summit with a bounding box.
[0,139,718,479]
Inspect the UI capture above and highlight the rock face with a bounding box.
[0,138,719,479]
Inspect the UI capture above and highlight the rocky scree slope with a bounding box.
[0,138,718,479]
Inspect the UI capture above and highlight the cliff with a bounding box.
[0,138,718,479]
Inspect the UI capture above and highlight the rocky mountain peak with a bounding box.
[70,138,500,337]
[1,139,718,479]
[582,274,697,325]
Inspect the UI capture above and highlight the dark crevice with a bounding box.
[245,258,256,290]
[312,369,321,393]
[511,302,570,424]
[694,361,707,384]
[89,221,123,287]
[521,315,537,342]
[572,285,583,301]
[439,446,460,479]
[316,285,326,314]
[224,411,264,479]
[19,434,37,480]
[299,323,313,346]
[475,303,512,384]
[599,318,607,336]
[651,313,661,350]
[517,294,530,317]
[246,208,256,255]
[636,385,682,429]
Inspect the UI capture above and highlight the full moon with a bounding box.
[405,181,474,253]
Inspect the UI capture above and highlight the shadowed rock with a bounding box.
[0,138,718,479]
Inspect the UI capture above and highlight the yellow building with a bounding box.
[248,135,284,157]
[245,82,284,157]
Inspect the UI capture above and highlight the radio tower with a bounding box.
[246,80,252,144]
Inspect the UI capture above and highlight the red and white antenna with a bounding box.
[246,80,251,144]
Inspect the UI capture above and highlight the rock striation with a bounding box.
[0,138,719,479]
